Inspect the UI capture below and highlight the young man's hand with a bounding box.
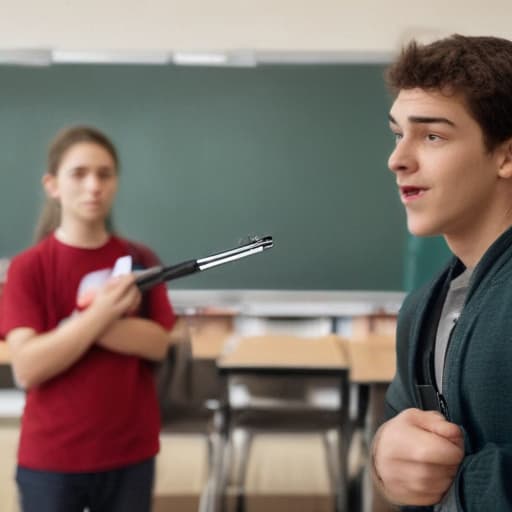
[372,408,464,506]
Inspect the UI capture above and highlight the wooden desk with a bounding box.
[0,344,14,390]
[345,335,396,385]
[217,334,351,512]
[187,316,234,360]
[0,344,9,364]
[218,334,349,373]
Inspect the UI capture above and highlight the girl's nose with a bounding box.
[84,173,102,191]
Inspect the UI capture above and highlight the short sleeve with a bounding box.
[146,282,176,331]
[0,251,46,338]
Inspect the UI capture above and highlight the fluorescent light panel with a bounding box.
[172,52,229,66]
[51,50,171,65]
[0,48,393,66]
[0,49,52,66]
[173,50,257,67]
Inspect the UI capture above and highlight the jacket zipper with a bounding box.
[437,317,459,421]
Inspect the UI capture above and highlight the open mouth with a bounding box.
[400,186,426,200]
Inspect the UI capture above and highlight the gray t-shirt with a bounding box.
[433,267,472,512]
[434,268,473,392]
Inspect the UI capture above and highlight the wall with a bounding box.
[0,1,511,55]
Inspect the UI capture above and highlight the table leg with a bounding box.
[362,383,395,512]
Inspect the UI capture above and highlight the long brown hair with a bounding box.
[34,125,120,243]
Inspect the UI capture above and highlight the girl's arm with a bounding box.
[6,274,139,389]
[97,316,189,361]
[97,317,171,361]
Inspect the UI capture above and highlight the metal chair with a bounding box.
[215,327,351,512]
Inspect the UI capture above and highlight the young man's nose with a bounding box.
[388,142,417,175]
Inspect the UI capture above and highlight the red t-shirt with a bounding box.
[0,234,176,472]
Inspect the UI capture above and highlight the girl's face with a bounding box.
[44,142,118,227]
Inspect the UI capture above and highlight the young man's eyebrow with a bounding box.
[388,114,399,125]
[388,113,455,126]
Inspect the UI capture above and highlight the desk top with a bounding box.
[0,343,9,364]
[345,335,396,384]
[188,316,234,359]
[1,328,397,383]
[217,334,349,374]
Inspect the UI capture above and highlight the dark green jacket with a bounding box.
[386,226,512,512]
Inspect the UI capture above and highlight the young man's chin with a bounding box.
[407,220,442,238]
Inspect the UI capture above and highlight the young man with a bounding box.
[372,35,512,511]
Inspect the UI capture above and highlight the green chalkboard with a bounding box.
[403,235,453,291]
[0,64,407,290]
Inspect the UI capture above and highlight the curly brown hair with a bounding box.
[386,34,512,151]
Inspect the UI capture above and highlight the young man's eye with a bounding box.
[392,132,403,143]
[427,133,442,142]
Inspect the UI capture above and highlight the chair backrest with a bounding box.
[155,337,223,431]
[220,334,347,414]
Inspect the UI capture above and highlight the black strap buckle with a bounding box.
[416,384,450,419]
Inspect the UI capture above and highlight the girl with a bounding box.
[1,125,183,512]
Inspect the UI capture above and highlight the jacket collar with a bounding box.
[406,224,512,406]
[465,224,512,303]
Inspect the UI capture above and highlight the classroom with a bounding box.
[1,2,511,511]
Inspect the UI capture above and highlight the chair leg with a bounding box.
[199,427,227,512]
[323,426,350,512]
[232,429,252,512]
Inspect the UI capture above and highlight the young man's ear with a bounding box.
[42,173,59,199]
[497,138,512,179]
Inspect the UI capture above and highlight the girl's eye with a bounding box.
[98,170,115,180]
[393,132,403,143]
[427,134,442,142]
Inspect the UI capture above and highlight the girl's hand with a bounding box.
[86,274,141,319]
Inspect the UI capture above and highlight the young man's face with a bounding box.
[388,88,506,240]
